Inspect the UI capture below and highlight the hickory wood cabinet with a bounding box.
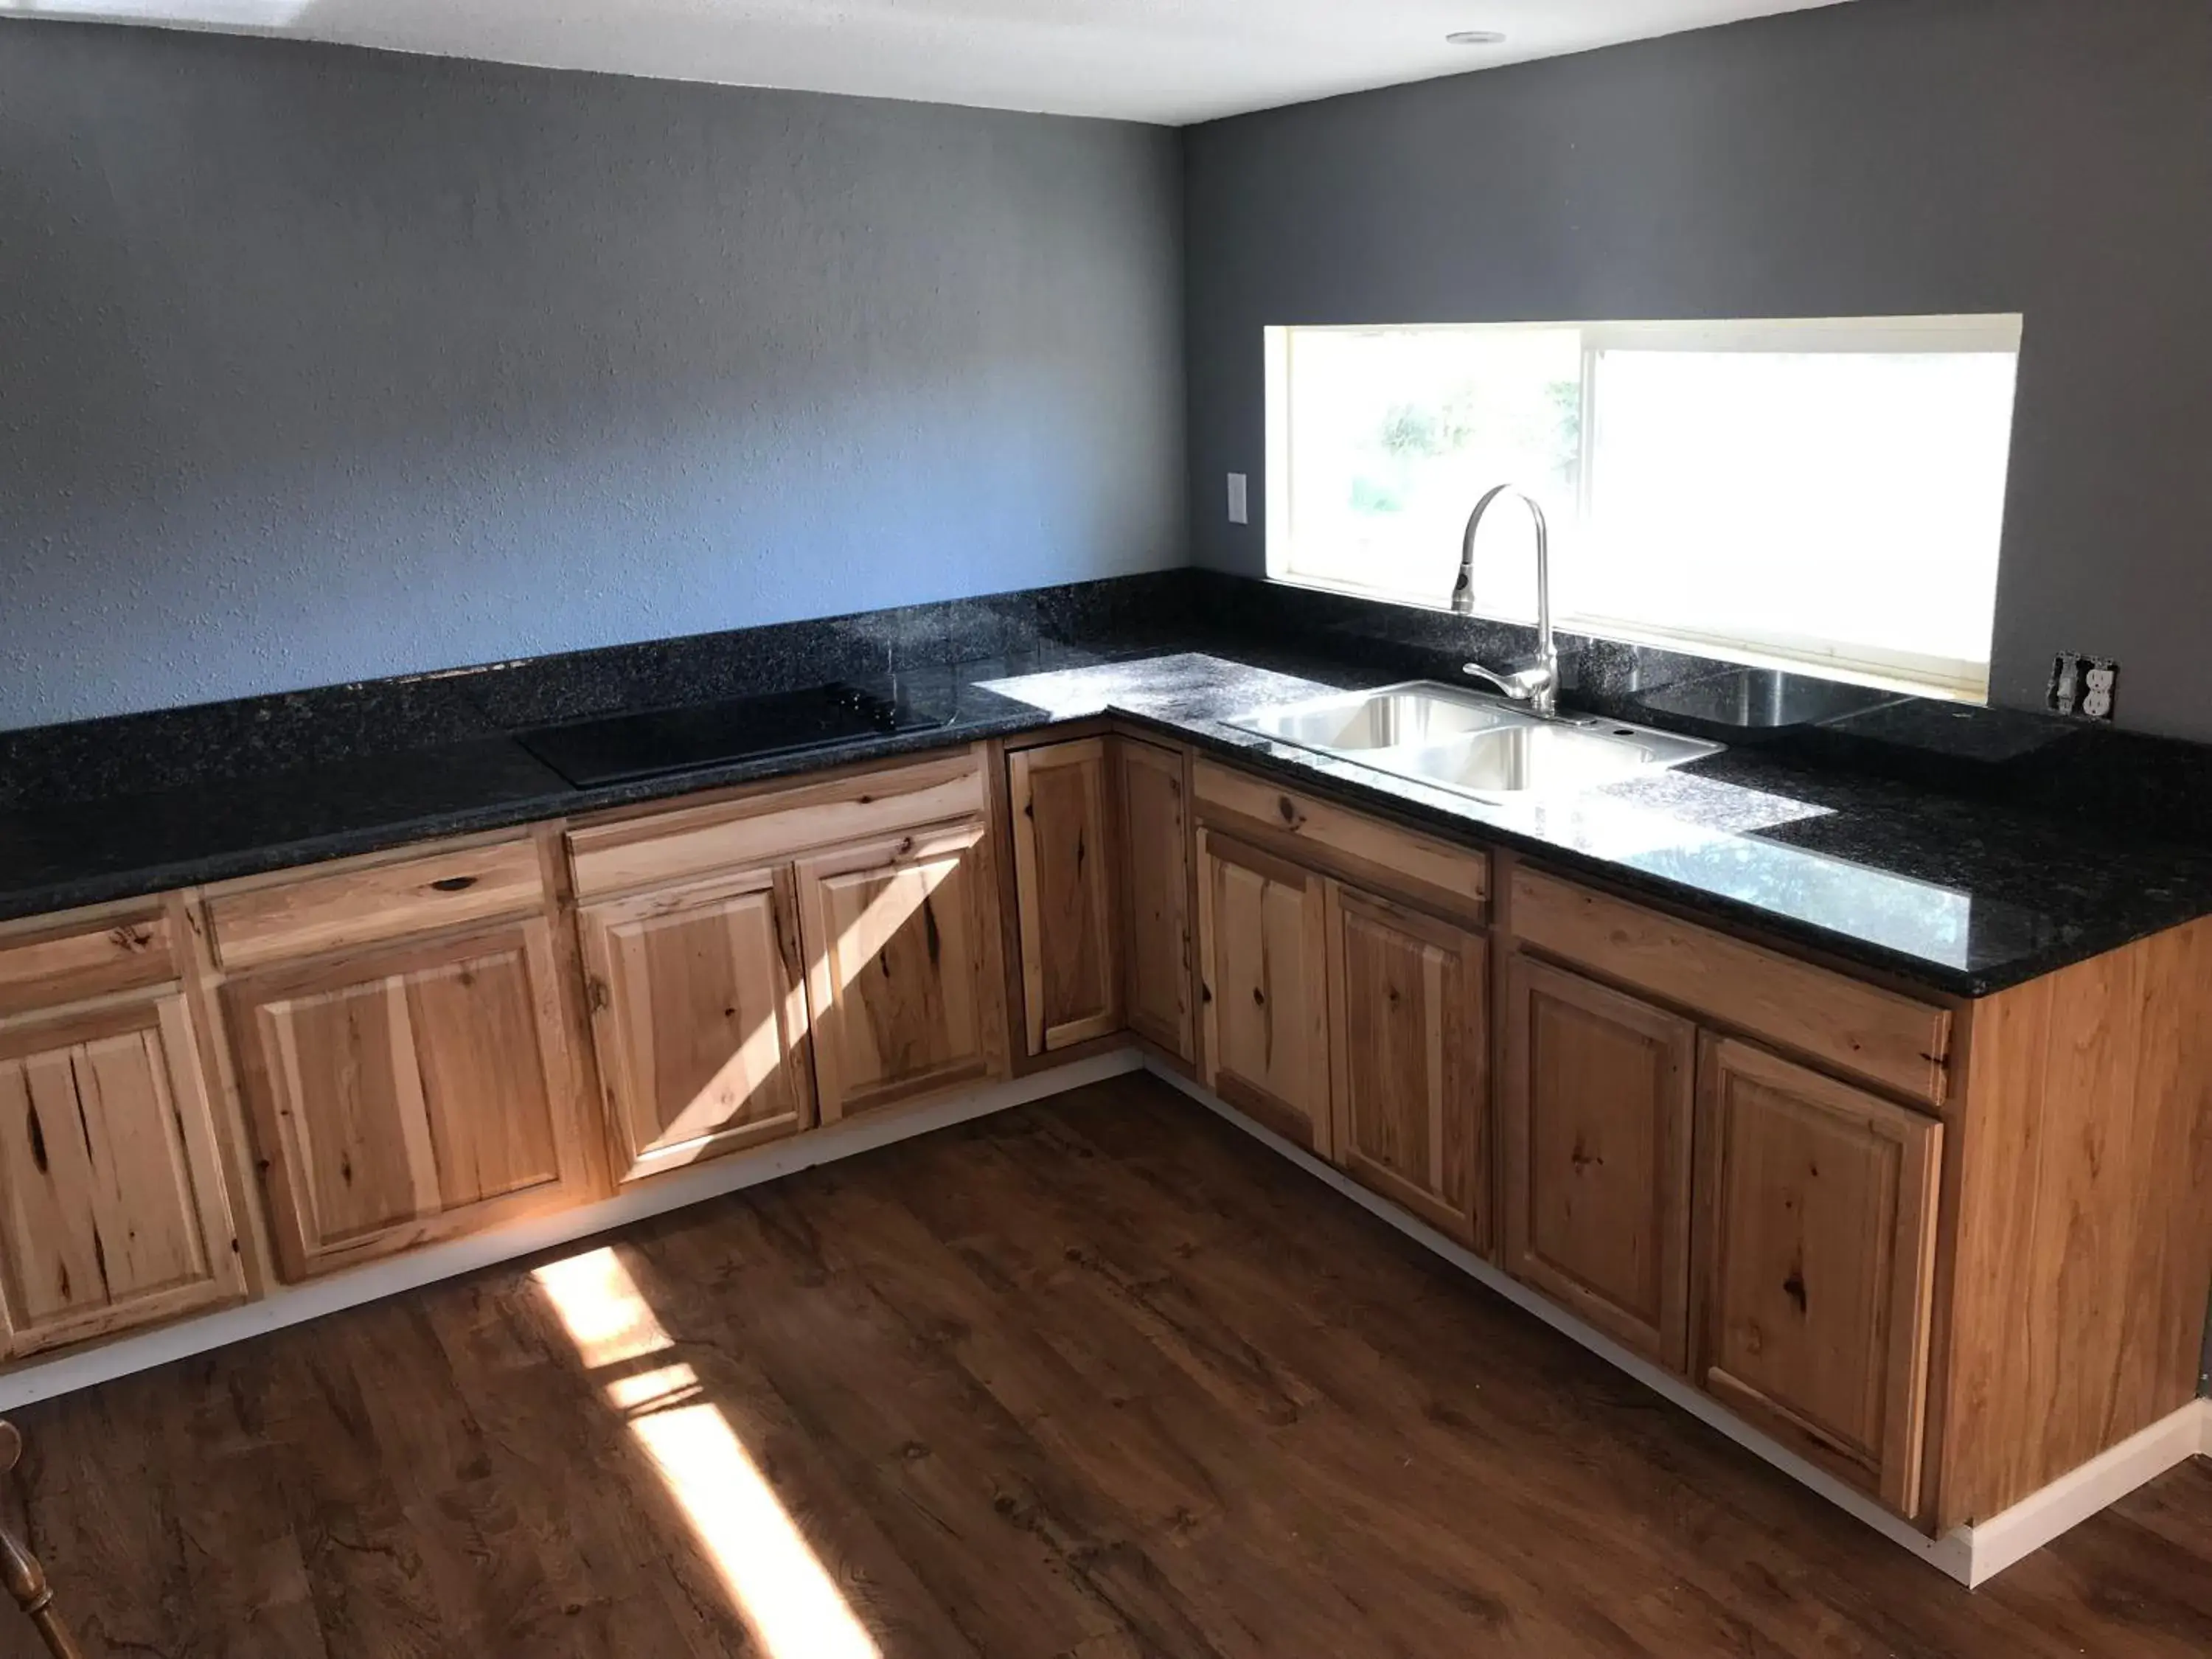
[1502,954,1696,1371]
[1693,1035,1941,1517]
[794,818,1000,1121]
[2,724,2204,1569]
[575,866,815,1185]
[1001,731,1197,1068]
[1194,830,1334,1154]
[1006,738,1124,1055]
[1192,759,1495,1245]
[566,746,1008,1163]
[213,839,600,1281]
[0,906,246,1357]
[1192,752,2212,1539]
[1500,865,1947,1517]
[1113,735,1197,1063]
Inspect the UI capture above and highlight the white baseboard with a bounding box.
[1957,1394,2212,1586]
[1141,1057,2211,1589]
[0,1050,1144,1413]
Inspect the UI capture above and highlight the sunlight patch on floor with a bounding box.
[534,1247,880,1659]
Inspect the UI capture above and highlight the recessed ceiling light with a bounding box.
[1446,29,1509,46]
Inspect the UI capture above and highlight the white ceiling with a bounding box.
[12,0,1859,125]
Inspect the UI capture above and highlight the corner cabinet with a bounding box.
[1692,1035,1941,1516]
[0,987,246,1358]
[1006,739,1124,1055]
[1114,737,1196,1064]
[577,867,815,1186]
[225,917,599,1281]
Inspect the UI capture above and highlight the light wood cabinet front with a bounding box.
[0,994,245,1357]
[1196,830,1331,1155]
[796,818,1001,1122]
[1502,957,1696,1370]
[1692,1036,1941,1517]
[1325,886,1488,1247]
[579,869,815,1185]
[226,919,596,1280]
[1115,737,1194,1063]
[1008,740,1123,1055]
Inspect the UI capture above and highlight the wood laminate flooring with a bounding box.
[2,1073,2207,1658]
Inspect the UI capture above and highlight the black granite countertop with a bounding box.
[6,582,2211,998]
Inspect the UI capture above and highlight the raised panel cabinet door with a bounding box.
[578,868,815,1185]
[1115,737,1195,1063]
[226,918,595,1281]
[1008,740,1124,1055]
[1196,830,1332,1156]
[0,993,246,1357]
[1692,1035,1943,1517]
[1502,957,1696,1371]
[1325,885,1489,1248]
[796,818,1001,1123]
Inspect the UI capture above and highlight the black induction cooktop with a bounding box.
[518,681,947,789]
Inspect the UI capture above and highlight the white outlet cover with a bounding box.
[1228,473,1250,526]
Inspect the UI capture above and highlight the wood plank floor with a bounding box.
[4,1072,2207,1658]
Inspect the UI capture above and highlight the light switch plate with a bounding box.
[1227,473,1249,526]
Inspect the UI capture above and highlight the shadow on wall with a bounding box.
[0,21,1186,730]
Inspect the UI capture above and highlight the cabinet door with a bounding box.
[796,818,1001,1123]
[226,919,596,1281]
[1325,886,1489,1247]
[1692,1036,1942,1516]
[1502,958,1696,1370]
[1196,830,1331,1155]
[579,869,815,1185]
[0,994,245,1357]
[1008,740,1123,1055]
[1115,737,1194,1063]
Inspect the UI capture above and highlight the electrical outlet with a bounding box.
[2081,658,2119,720]
[1226,472,1249,526]
[2049,652,2119,720]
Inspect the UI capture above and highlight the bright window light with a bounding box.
[1265,316,2023,700]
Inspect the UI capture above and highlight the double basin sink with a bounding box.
[1228,682,1721,801]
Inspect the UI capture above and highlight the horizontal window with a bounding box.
[1264,315,2023,700]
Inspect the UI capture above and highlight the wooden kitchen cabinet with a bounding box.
[1114,736,1195,1063]
[1195,830,1332,1155]
[1691,1034,1942,1516]
[1007,739,1123,1055]
[796,817,1002,1122]
[1324,884,1488,1246]
[226,918,597,1280]
[0,992,246,1357]
[578,866,815,1186]
[1502,957,1696,1371]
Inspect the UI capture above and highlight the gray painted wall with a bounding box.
[0,25,1186,731]
[1183,0,2212,740]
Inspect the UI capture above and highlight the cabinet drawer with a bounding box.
[1192,760,1489,921]
[206,840,547,970]
[567,750,987,900]
[0,911,177,1016]
[1511,867,1951,1107]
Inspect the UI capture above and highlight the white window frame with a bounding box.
[1265,314,2023,701]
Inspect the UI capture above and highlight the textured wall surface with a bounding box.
[1183,0,2212,740]
[0,24,1185,730]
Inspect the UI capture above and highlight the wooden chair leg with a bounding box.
[0,1423,84,1659]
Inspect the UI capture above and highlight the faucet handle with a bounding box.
[1463,657,1561,714]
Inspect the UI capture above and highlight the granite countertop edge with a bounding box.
[4,650,2205,1001]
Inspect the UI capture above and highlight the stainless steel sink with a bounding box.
[1227,682,1721,801]
[1233,686,1531,752]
